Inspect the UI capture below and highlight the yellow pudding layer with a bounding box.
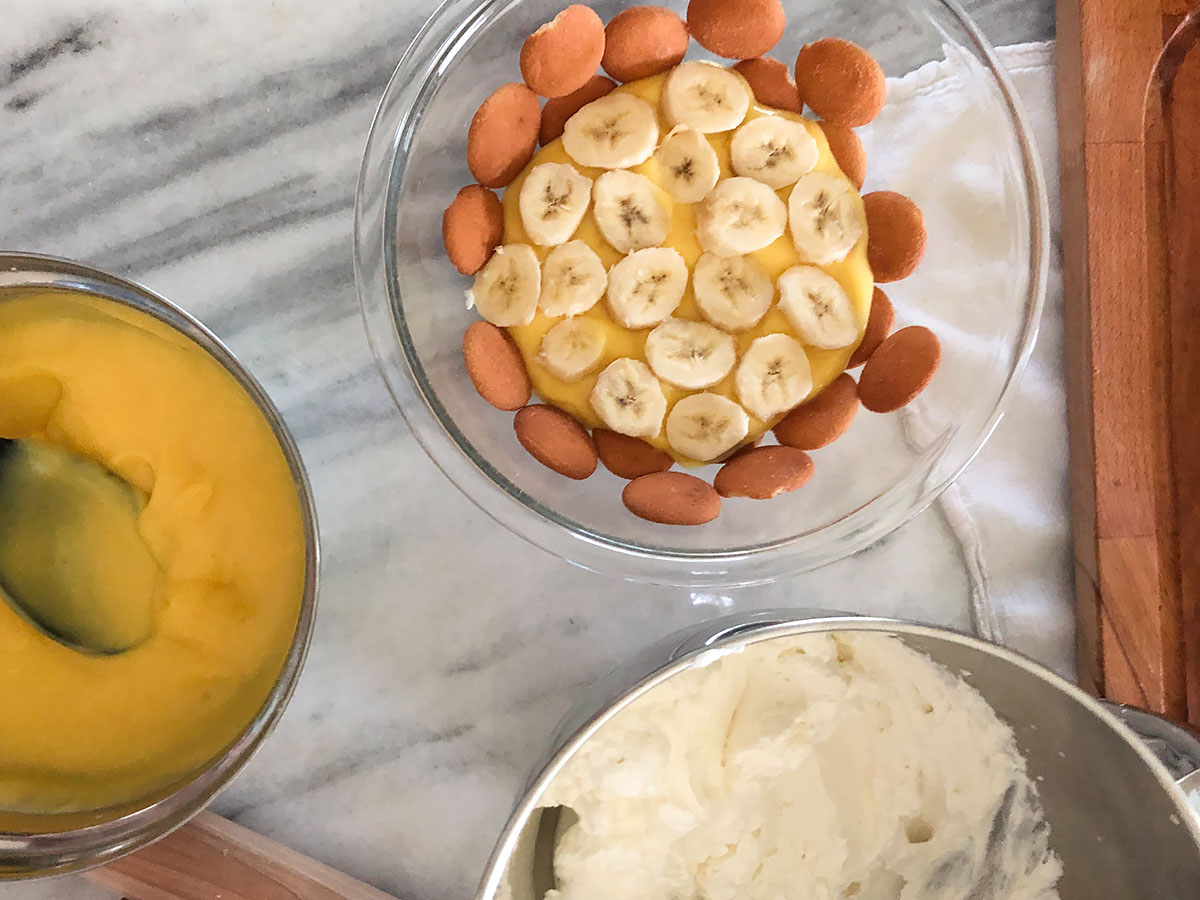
[502,71,873,464]
[0,289,305,815]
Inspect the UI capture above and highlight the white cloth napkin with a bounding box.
[863,42,1073,677]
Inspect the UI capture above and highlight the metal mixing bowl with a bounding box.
[480,614,1200,900]
[0,252,320,880]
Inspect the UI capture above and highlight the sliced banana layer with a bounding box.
[777,265,858,349]
[735,333,814,422]
[730,116,819,190]
[539,241,607,317]
[666,393,750,462]
[787,172,864,265]
[656,126,721,204]
[593,169,671,254]
[644,318,737,390]
[692,252,774,331]
[518,163,593,246]
[538,316,606,381]
[467,244,540,327]
[697,176,787,258]
[663,61,752,134]
[562,92,659,170]
[591,357,668,439]
[605,247,688,328]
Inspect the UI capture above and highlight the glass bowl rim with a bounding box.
[353,0,1051,587]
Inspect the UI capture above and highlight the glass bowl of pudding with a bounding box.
[0,253,319,879]
[355,0,1048,585]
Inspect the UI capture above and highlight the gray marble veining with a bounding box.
[2,1,1056,898]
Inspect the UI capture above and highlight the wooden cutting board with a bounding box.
[84,813,399,900]
[1058,0,1200,724]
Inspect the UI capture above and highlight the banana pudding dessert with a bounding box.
[441,1,938,526]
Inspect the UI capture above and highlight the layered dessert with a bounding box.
[443,0,939,525]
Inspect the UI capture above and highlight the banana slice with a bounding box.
[656,126,721,204]
[696,176,787,257]
[590,357,668,439]
[539,317,606,381]
[562,92,659,169]
[730,116,819,189]
[644,318,737,390]
[777,265,858,349]
[735,333,813,422]
[593,169,671,253]
[467,244,540,327]
[665,393,750,462]
[692,252,774,331]
[518,163,593,246]
[605,247,688,328]
[787,171,864,265]
[663,61,752,134]
[539,240,607,317]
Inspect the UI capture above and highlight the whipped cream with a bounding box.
[526,632,1061,900]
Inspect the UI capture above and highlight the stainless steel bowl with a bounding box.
[480,613,1200,900]
[0,252,320,880]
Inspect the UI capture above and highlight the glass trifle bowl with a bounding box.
[354,0,1048,586]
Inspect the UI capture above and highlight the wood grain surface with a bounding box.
[1162,12,1200,724]
[1058,0,1200,723]
[84,812,398,900]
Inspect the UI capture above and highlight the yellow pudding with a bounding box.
[500,70,873,464]
[0,289,305,815]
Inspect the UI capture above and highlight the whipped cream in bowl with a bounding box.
[480,617,1200,900]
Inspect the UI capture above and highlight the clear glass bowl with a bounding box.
[355,0,1048,586]
[0,253,320,880]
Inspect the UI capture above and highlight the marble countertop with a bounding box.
[3,1,1058,898]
